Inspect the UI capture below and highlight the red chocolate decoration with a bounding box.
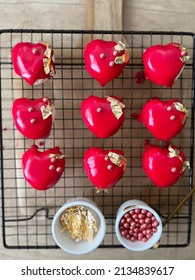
[81,95,125,138]
[12,97,53,139]
[142,142,190,188]
[83,147,127,190]
[12,42,55,85]
[84,39,129,86]
[136,98,188,140]
[22,145,65,191]
[143,43,190,87]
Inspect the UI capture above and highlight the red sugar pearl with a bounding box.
[131,221,136,227]
[126,234,131,240]
[129,210,135,215]
[141,223,147,230]
[120,218,126,225]
[142,237,148,242]
[135,208,141,214]
[121,231,127,237]
[152,221,159,228]
[147,211,153,218]
[132,214,138,220]
[127,217,132,223]
[145,217,151,224]
[152,227,158,233]
[139,219,145,225]
[141,209,147,215]
[138,232,143,239]
[130,236,137,242]
[124,223,130,229]
[151,216,156,222]
[138,213,145,219]
[124,213,130,219]
[120,226,124,231]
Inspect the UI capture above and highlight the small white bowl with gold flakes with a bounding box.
[52,197,106,254]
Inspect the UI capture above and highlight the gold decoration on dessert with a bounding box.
[60,206,97,242]
[95,188,109,194]
[114,41,126,52]
[182,161,190,173]
[108,151,127,168]
[114,41,129,65]
[168,146,183,161]
[106,96,125,119]
[41,101,53,120]
[49,154,65,159]
[173,102,189,124]
[41,42,55,76]
[173,43,190,63]
[168,146,190,173]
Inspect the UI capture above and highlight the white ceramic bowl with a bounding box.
[52,197,106,255]
[115,199,163,251]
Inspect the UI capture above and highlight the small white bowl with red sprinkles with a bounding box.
[115,199,163,251]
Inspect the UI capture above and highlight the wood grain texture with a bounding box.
[87,0,123,30]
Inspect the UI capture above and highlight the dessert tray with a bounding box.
[0,29,194,249]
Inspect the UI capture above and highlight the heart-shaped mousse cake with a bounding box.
[22,145,65,191]
[12,97,53,139]
[83,147,127,190]
[143,42,190,87]
[81,95,125,138]
[84,39,129,86]
[12,42,55,85]
[136,98,188,140]
[142,143,190,188]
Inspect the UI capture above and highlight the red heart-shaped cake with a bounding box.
[84,39,129,86]
[12,97,53,139]
[22,145,65,191]
[142,143,190,188]
[137,98,188,140]
[81,95,125,138]
[83,147,127,190]
[12,42,55,85]
[143,43,190,87]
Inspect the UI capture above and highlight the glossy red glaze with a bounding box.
[81,95,125,138]
[83,147,126,189]
[143,43,188,87]
[137,98,187,140]
[22,145,65,191]
[12,42,55,85]
[12,97,53,139]
[142,144,188,188]
[84,39,129,86]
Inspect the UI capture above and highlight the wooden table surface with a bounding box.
[0,0,195,260]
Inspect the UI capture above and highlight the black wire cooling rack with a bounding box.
[0,30,194,249]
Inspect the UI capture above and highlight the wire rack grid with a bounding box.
[0,30,194,249]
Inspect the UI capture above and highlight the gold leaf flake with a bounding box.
[114,42,129,65]
[49,154,65,159]
[41,102,53,120]
[182,161,190,173]
[108,151,127,167]
[168,146,182,160]
[41,42,55,76]
[107,96,125,119]
[114,41,126,52]
[173,102,189,125]
[60,206,97,242]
